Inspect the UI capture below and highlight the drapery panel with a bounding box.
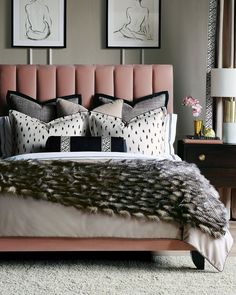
[214,0,236,219]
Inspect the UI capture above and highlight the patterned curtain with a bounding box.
[214,0,236,219]
[205,0,218,129]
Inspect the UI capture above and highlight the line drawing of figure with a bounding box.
[25,0,52,41]
[114,0,152,41]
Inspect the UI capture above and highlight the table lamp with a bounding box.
[211,68,236,143]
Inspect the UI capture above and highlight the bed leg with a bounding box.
[190,251,205,270]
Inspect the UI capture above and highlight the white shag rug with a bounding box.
[0,253,235,295]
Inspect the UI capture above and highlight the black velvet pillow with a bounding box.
[92,91,169,121]
[45,136,127,152]
[7,91,82,123]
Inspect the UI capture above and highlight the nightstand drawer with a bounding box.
[178,140,236,188]
[179,143,236,168]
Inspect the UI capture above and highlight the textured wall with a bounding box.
[145,0,209,139]
[0,0,209,140]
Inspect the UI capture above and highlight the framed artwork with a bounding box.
[107,0,161,48]
[12,0,66,48]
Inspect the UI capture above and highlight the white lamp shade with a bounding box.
[211,68,236,97]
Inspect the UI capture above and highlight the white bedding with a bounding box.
[0,194,181,239]
[7,151,181,161]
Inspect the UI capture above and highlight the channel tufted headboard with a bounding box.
[0,64,173,116]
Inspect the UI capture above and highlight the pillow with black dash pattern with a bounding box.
[46,136,127,153]
[89,106,167,156]
[9,109,89,156]
[92,91,168,121]
[7,90,82,122]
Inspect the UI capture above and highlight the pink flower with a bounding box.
[182,96,202,118]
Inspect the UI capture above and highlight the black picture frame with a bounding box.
[12,0,66,48]
[107,0,161,48]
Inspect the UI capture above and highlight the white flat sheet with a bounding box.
[7,151,181,161]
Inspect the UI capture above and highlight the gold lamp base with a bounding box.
[224,99,236,123]
[223,99,236,143]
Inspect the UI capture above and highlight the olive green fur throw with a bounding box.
[0,159,228,238]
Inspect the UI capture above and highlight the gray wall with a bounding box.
[0,0,209,141]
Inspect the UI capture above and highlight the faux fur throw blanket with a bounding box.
[0,159,228,238]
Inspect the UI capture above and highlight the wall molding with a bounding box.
[48,48,53,65]
[28,48,33,65]
[121,49,125,65]
[141,49,144,64]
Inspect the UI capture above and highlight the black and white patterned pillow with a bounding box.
[9,110,89,155]
[0,116,12,158]
[7,91,81,122]
[89,107,167,156]
[45,136,126,153]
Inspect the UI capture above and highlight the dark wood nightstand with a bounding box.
[178,140,236,222]
[178,141,236,188]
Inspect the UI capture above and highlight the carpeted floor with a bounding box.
[0,252,235,295]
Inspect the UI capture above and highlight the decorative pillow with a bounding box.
[46,136,127,153]
[9,110,89,155]
[7,91,82,123]
[92,91,168,121]
[0,116,12,158]
[92,99,123,118]
[89,107,167,156]
[164,114,177,155]
[56,98,87,117]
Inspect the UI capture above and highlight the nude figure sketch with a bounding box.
[114,0,152,41]
[25,0,52,41]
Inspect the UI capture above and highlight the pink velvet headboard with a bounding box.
[0,64,173,116]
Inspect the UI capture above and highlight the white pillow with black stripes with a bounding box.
[164,113,177,155]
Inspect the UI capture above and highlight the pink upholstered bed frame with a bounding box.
[0,64,194,255]
[0,64,173,115]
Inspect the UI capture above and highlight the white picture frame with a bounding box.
[107,0,161,48]
[12,0,66,48]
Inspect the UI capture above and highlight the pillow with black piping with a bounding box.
[0,116,12,158]
[9,110,89,156]
[7,90,82,123]
[89,104,167,156]
[92,91,169,121]
[164,113,178,155]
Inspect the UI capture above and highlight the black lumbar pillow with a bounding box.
[45,136,127,153]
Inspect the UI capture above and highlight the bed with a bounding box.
[0,64,233,272]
